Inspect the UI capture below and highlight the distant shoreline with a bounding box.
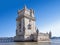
[51,37,60,39]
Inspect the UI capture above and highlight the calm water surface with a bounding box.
[0,39,60,45]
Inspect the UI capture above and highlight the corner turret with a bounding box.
[49,31,52,39]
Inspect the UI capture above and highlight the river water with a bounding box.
[0,39,60,45]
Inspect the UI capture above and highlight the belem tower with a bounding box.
[14,6,50,42]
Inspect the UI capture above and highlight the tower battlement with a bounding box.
[17,6,34,17]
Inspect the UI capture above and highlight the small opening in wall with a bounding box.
[28,24,31,29]
[19,30,21,32]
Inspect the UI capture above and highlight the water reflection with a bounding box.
[0,39,60,45]
[0,42,60,45]
[38,42,51,45]
[15,42,51,45]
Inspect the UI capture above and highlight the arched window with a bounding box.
[23,26,25,31]
[19,30,21,32]
[19,22,21,29]
[28,24,31,29]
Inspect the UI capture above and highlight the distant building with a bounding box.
[14,6,50,42]
[0,37,14,42]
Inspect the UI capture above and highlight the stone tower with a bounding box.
[14,6,36,41]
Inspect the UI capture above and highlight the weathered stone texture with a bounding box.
[14,6,50,42]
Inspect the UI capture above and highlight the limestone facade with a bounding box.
[37,33,50,42]
[14,6,50,42]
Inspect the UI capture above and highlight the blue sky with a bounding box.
[0,0,60,37]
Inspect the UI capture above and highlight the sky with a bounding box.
[0,0,60,37]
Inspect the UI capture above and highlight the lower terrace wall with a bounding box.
[37,33,50,42]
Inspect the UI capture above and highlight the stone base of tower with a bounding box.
[24,35,37,42]
[14,35,37,42]
[14,37,50,42]
[14,33,50,42]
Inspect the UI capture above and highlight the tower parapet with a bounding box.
[16,6,35,21]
